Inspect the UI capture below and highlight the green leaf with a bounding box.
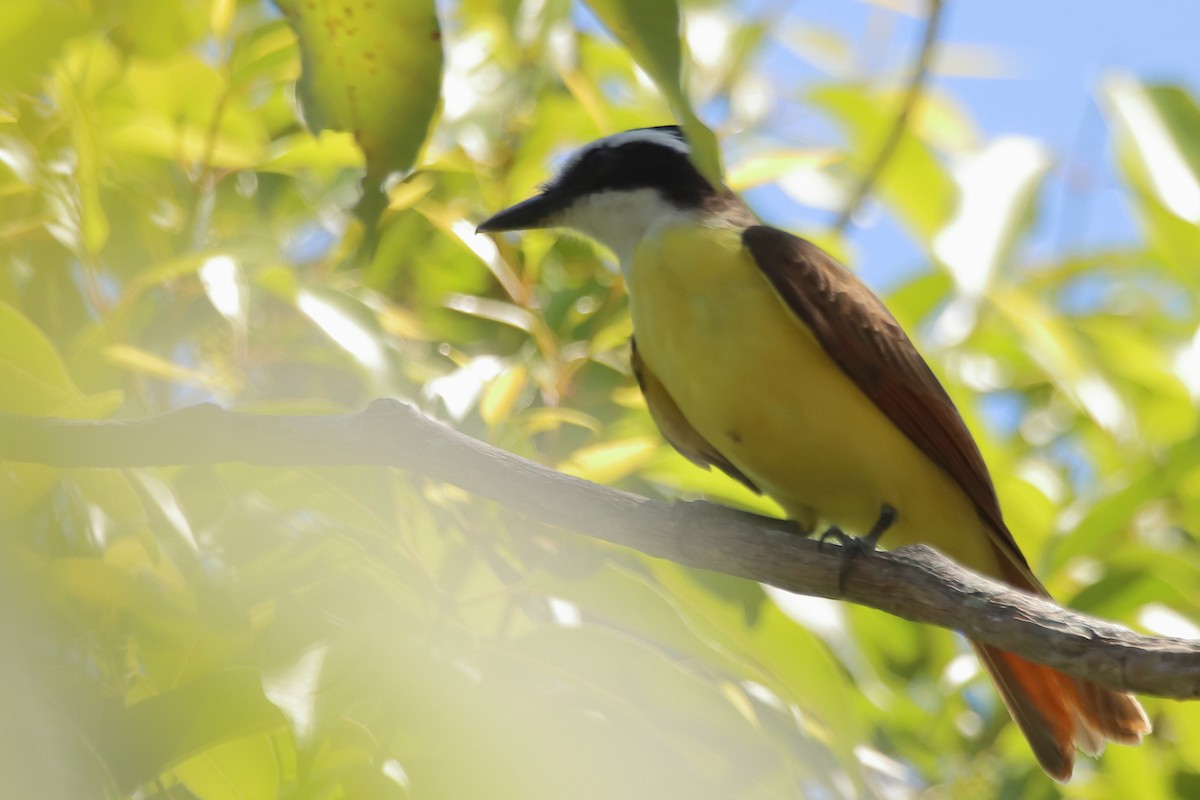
[642,447,783,516]
[810,83,956,242]
[173,734,280,800]
[1076,315,1195,446]
[296,287,399,387]
[111,0,208,57]
[883,270,953,328]
[0,0,90,89]
[990,287,1133,437]
[650,563,867,787]
[1051,436,1200,569]
[229,19,297,89]
[277,0,443,180]
[0,301,78,406]
[498,625,791,793]
[559,436,658,483]
[530,562,766,681]
[55,63,109,255]
[0,300,122,518]
[479,363,529,426]
[111,55,269,168]
[101,668,285,792]
[1131,192,1200,289]
[261,130,364,177]
[1103,75,1200,225]
[933,137,1050,295]
[104,343,225,390]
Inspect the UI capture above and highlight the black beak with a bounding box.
[476,190,566,234]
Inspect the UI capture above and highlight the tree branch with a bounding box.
[835,0,945,231]
[2,400,1197,699]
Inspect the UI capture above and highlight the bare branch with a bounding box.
[835,0,945,231]
[2,400,1197,699]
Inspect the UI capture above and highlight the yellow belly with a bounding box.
[629,225,998,573]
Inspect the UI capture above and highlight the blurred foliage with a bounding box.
[2,0,1200,798]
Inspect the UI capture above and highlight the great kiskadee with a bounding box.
[478,125,1149,779]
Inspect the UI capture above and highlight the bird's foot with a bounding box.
[818,504,897,592]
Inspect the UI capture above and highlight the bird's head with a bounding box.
[478,126,738,268]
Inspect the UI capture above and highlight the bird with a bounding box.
[477,125,1150,780]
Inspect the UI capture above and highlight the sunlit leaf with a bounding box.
[1052,436,1200,569]
[0,0,89,88]
[263,131,367,178]
[652,563,869,791]
[643,448,783,516]
[810,83,956,241]
[559,437,658,483]
[112,55,268,168]
[210,0,236,39]
[990,287,1133,438]
[174,734,280,800]
[102,669,285,791]
[728,148,837,191]
[424,354,504,421]
[1131,192,1200,289]
[1104,74,1200,224]
[0,301,79,404]
[780,24,856,77]
[261,644,327,748]
[276,0,442,180]
[512,406,603,436]
[111,0,207,57]
[444,293,536,332]
[934,137,1051,296]
[199,255,247,323]
[480,363,529,426]
[500,624,798,790]
[296,287,393,378]
[229,19,296,88]
[55,61,109,255]
[104,344,224,390]
[0,305,121,518]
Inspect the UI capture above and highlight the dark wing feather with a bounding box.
[742,225,1035,586]
[744,228,1151,776]
[631,339,760,494]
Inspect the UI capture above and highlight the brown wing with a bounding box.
[743,229,1150,777]
[742,225,1035,586]
[631,339,760,494]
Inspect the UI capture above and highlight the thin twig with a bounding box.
[835,0,945,231]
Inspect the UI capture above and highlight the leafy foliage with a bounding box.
[2,1,1198,798]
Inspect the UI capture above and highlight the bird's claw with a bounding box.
[819,504,897,592]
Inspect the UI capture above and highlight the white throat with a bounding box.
[559,188,700,279]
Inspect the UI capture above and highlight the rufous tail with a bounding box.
[970,642,1150,780]
[963,533,1153,780]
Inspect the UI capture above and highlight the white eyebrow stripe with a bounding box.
[592,128,690,155]
[546,128,692,189]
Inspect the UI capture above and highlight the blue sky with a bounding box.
[742,0,1200,289]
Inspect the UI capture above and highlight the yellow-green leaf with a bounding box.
[1103,74,1200,224]
[101,669,285,792]
[810,83,955,241]
[277,0,443,180]
[103,344,224,390]
[480,364,529,427]
[560,437,658,484]
[174,734,280,800]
